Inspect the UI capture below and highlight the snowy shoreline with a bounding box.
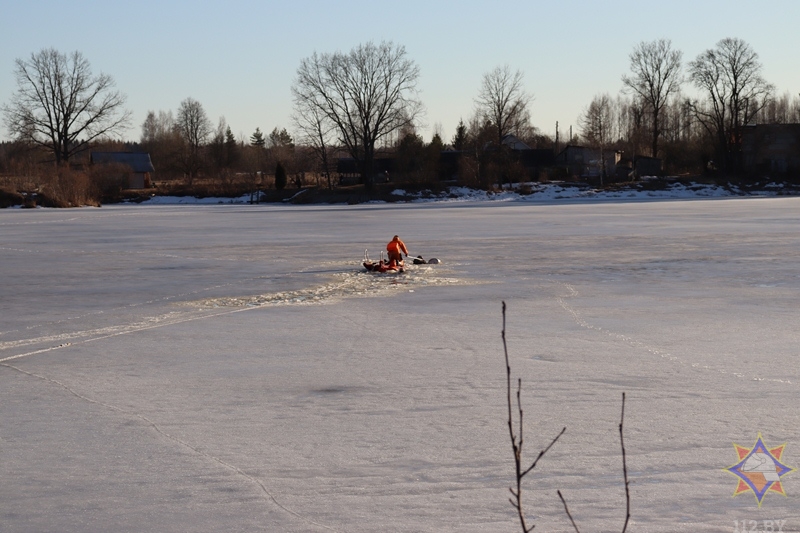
[131,180,797,206]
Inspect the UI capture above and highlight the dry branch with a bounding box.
[502,301,565,532]
[501,302,631,532]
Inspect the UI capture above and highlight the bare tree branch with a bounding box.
[175,97,212,182]
[620,392,631,533]
[2,48,131,164]
[557,490,581,533]
[556,392,630,533]
[292,41,422,189]
[622,39,683,158]
[688,38,774,172]
[502,301,565,533]
[476,66,532,147]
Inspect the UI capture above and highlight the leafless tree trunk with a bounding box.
[580,94,615,183]
[622,39,683,159]
[688,38,774,173]
[141,110,175,145]
[293,90,337,190]
[2,48,131,164]
[292,41,422,190]
[175,97,212,183]
[475,65,532,148]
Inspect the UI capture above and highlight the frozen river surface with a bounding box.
[1,198,799,532]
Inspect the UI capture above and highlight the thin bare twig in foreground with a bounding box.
[502,301,566,533]
[620,392,630,533]
[557,392,631,533]
[557,490,580,533]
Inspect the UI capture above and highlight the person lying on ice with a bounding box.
[386,235,409,264]
[364,256,403,273]
[378,258,402,272]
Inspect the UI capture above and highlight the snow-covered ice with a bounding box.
[1,196,799,532]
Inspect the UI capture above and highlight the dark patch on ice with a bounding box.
[310,385,371,396]
[141,265,198,270]
[313,386,351,394]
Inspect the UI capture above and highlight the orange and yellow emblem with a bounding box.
[724,433,794,507]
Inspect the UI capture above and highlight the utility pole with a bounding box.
[555,121,559,154]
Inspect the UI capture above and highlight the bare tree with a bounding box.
[292,93,337,189]
[688,38,774,172]
[475,65,532,147]
[621,39,683,159]
[140,110,183,180]
[175,97,212,182]
[292,41,423,190]
[579,94,615,183]
[268,127,295,175]
[580,94,615,147]
[2,48,131,164]
[141,110,175,146]
[209,117,239,185]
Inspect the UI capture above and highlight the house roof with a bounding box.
[501,134,532,150]
[90,152,155,173]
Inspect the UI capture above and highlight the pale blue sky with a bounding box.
[2,0,799,144]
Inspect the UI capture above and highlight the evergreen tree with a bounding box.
[225,126,238,167]
[426,133,444,179]
[451,119,468,150]
[269,127,294,148]
[250,127,265,147]
[275,161,287,190]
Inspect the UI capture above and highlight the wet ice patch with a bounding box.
[186,263,473,309]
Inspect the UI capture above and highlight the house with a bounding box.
[555,145,619,181]
[439,149,464,181]
[442,135,555,183]
[336,157,394,185]
[500,134,532,151]
[613,155,662,180]
[742,124,800,176]
[90,152,155,189]
[500,135,555,181]
[631,155,661,178]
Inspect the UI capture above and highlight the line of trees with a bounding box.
[138,99,299,193]
[2,37,799,200]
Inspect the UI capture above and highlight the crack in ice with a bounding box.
[553,281,793,385]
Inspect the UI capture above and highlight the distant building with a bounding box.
[500,134,555,181]
[336,157,394,185]
[90,152,155,189]
[742,124,800,176]
[613,155,662,180]
[439,149,464,182]
[555,145,619,181]
[500,134,531,151]
[632,155,662,178]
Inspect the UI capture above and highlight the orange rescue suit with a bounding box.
[386,236,408,262]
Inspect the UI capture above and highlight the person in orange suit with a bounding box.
[386,235,409,264]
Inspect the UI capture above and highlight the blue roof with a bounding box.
[91,152,155,173]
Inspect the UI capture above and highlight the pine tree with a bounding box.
[451,119,468,151]
[269,127,294,148]
[250,127,265,147]
[225,126,238,167]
